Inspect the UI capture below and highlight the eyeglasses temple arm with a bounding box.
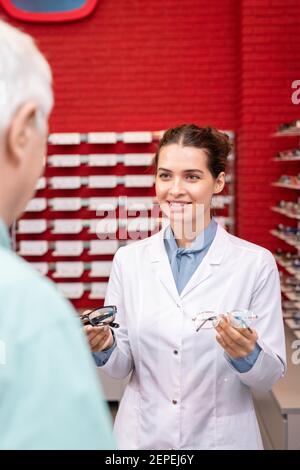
[196,318,210,332]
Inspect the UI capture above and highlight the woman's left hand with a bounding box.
[215,314,258,359]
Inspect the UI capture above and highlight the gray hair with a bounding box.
[0,20,53,134]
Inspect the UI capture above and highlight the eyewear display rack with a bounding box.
[253,122,300,450]
[270,122,300,340]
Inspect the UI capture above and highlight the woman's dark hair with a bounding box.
[154,124,231,178]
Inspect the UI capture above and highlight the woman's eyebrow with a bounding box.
[184,169,205,174]
[157,168,205,175]
[157,167,172,172]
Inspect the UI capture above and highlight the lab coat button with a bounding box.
[173,350,178,355]
[172,399,177,405]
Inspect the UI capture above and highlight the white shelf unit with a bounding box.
[271,124,300,337]
[270,206,300,220]
[271,182,300,190]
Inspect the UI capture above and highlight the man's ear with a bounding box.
[213,172,225,194]
[6,101,38,165]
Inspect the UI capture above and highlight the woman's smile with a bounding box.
[167,200,193,213]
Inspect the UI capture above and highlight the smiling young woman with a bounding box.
[154,125,229,247]
[84,123,286,450]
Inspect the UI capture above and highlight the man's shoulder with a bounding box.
[0,248,75,330]
[0,246,40,284]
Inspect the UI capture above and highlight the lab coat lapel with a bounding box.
[180,224,229,299]
[148,227,181,304]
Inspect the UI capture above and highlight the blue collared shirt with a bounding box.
[94,219,261,372]
[164,219,218,294]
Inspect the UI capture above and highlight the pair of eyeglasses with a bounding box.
[193,310,257,332]
[81,305,119,328]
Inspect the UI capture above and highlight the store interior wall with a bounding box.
[237,0,300,249]
[1,0,300,250]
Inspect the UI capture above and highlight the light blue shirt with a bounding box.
[95,220,261,372]
[0,219,115,449]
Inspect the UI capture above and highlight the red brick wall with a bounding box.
[1,0,300,249]
[0,0,239,132]
[237,0,300,249]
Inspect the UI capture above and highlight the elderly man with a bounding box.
[0,20,115,450]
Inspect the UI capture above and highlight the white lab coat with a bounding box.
[100,224,286,450]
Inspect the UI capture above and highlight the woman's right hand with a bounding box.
[83,313,114,352]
